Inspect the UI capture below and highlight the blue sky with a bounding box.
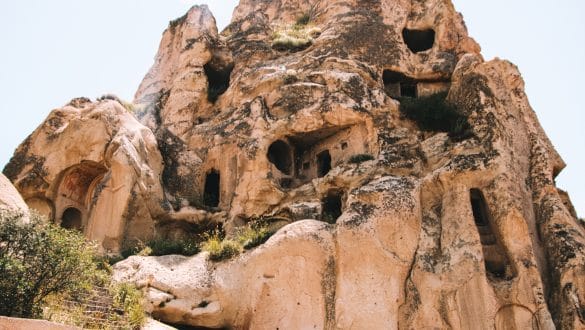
[0,1,583,217]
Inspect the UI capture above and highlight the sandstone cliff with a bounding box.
[4,0,584,328]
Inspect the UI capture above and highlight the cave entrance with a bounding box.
[61,207,82,231]
[204,170,220,208]
[383,70,417,98]
[322,190,343,224]
[204,61,233,103]
[402,28,435,53]
[471,189,489,226]
[317,150,332,177]
[267,140,293,175]
[470,189,514,280]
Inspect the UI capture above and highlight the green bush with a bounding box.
[399,92,471,138]
[272,23,321,51]
[348,154,375,164]
[202,232,241,261]
[147,239,200,256]
[120,238,200,259]
[111,283,145,328]
[0,211,97,318]
[236,223,274,250]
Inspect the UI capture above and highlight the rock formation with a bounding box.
[4,0,585,328]
[0,173,28,218]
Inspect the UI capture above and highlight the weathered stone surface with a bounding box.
[7,0,585,328]
[0,173,28,217]
[0,316,77,330]
[3,99,167,252]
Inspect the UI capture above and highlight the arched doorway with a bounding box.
[54,161,107,232]
[61,207,82,231]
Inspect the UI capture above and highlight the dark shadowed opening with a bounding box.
[267,140,293,175]
[402,28,435,53]
[470,188,514,280]
[317,150,332,177]
[204,170,220,208]
[322,190,343,224]
[61,207,82,231]
[401,83,417,98]
[470,189,489,226]
[382,70,417,98]
[204,62,233,103]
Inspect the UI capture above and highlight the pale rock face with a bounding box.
[6,0,585,328]
[3,99,167,252]
[0,173,29,218]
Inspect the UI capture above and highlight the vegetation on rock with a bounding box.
[348,154,375,164]
[121,238,201,259]
[399,92,471,138]
[0,210,145,328]
[236,222,274,250]
[0,211,97,318]
[202,231,241,261]
[272,21,321,51]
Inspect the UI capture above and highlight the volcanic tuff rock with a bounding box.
[0,173,28,218]
[5,0,585,329]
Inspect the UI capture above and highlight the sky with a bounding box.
[0,1,583,217]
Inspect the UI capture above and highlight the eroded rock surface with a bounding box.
[0,173,28,217]
[5,0,585,328]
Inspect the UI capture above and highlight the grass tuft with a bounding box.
[348,154,375,164]
[399,92,472,139]
[272,23,321,51]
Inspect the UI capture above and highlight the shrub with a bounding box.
[120,238,201,259]
[399,92,471,138]
[147,239,200,256]
[97,94,137,113]
[236,223,274,250]
[272,23,321,51]
[0,211,97,318]
[296,13,311,26]
[111,283,145,328]
[348,154,375,164]
[202,231,241,261]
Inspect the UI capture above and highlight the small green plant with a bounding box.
[0,211,97,318]
[111,283,145,328]
[399,92,471,138]
[120,238,201,259]
[348,154,375,164]
[97,93,137,113]
[147,238,200,256]
[272,23,321,51]
[236,223,274,250]
[202,231,241,261]
[296,13,311,26]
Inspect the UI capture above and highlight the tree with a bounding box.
[0,210,97,318]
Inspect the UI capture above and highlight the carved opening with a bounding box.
[317,150,332,177]
[267,140,293,175]
[53,161,107,229]
[402,28,435,53]
[322,190,343,224]
[204,61,233,103]
[61,207,82,231]
[401,83,417,98]
[470,189,514,280]
[383,70,417,98]
[204,170,220,208]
